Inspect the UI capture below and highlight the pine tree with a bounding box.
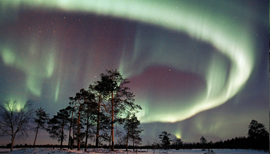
[89,82,106,148]
[159,131,171,150]
[123,114,143,151]
[33,107,49,147]
[67,100,76,149]
[46,107,70,149]
[174,138,182,150]
[247,119,269,150]
[248,120,269,139]
[80,89,97,152]
[71,89,91,151]
[200,136,207,151]
[99,69,141,151]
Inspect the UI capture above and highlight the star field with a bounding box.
[0,0,268,145]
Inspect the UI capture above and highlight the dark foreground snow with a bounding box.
[0,148,268,154]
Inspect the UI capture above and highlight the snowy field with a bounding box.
[0,148,268,154]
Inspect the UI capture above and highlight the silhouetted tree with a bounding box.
[71,117,85,149]
[70,89,98,151]
[248,120,269,139]
[70,90,85,151]
[159,131,171,149]
[0,100,33,151]
[89,82,107,148]
[123,114,143,151]
[99,69,141,151]
[96,114,111,146]
[65,105,75,149]
[68,96,80,149]
[172,137,182,150]
[248,119,269,150]
[46,107,70,149]
[80,88,97,152]
[33,107,49,147]
[99,69,121,151]
[200,136,207,150]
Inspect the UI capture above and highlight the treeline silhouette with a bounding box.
[0,69,143,152]
[0,69,268,152]
[148,120,269,151]
[169,136,268,150]
[1,133,268,152]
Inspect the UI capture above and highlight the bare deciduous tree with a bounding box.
[0,100,33,151]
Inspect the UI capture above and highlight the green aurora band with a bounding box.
[0,0,258,125]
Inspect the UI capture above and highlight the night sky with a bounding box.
[0,0,268,145]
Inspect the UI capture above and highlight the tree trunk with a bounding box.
[111,91,114,151]
[11,137,15,151]
[133,138,135,151]
[60,121,64,149]
[96,94,101,148]
[109,132,111,150]
[85,112,90,152]
[33,125,39,147]
[72,115,75,149]
[126,132,129,151]
[77,104,81,151]
[69,109,74,149]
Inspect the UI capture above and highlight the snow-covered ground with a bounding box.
[0,148,268,154]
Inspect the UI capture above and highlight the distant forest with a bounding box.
[1,132,269,152]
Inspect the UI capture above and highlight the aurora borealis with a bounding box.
[0,0,268,145]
